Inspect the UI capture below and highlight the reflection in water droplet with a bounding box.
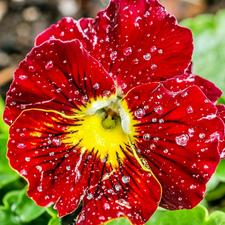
[143,53,151,61]
[123,47,132,56]
[45,60,54,70]
[154,105,163,114]
[186,106,193,114]
[122,176,130,183]
[175,134,189,146]
[110,51,118,60]
[134,108,145,119]
[143,133,151,141]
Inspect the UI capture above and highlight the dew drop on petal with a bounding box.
[81,95,88,104]
[150,143,156,150]
[103,203,110,210]
[143,133,151,141]
[93,83,100,90]
[102,90,111,98]
[186,106,193,114]
[158,49,163,54]
[122,176,130,183]
[17,143,26,149]
[151,64,157,70]
[28,65,36,72]
[178,197,182,201]
[190,184,196,189]
[199,133,205,139]
[37,185,43,192]
[20,169,27,176]
[154,105,163,114]
[110,51,118,60]
[132,58,139,65]
[25,157,30,162]
[123,47,132,56]
[115,185,122,191]
[143,53,151,61]
[150,46,157,53]
[45,60,54,70]
[163,149,168,153]
[134,108,145,119]
[19,75,28,80]
[52,138,61,146]
[86,193,93,200]
[66,166,71,171]
[175,134,189,146]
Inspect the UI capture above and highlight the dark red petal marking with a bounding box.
[8,109,161,221]
[77,146,161,225]
[163,73,222,104]
[122,83,223,210]
[216,104,225,159]
[4,39,116,125]
[35,0,193,95]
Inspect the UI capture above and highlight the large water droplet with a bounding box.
[154,105,163,114]
[175,134,189,146]
[122,176,130,183]
[134,108,145,119]
[110,51,118,61]
[186,106,193,114]
[45,60,54,70]
[143,133,151,141]
[143,53,151,61]
[123,47,132,56]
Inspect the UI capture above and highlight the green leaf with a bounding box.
[106,218,131,225]
[45,205,58,218]
[16,186,45,222]
[180,9,225,94]
[0,96,8,135]
[48,216,61,225]
[147,205,225,225]
[215,159,225,182]
[0,135,19,188]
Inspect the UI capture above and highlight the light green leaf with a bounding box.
[180,9,225,94]
[0,96,9,134]
[0,135,19,188]
[48,216,61,225]
[106,218,131,225]
[16,186,45,222]
[45,205,58,218]
[215,159,225,182]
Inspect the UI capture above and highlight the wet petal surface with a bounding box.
[4,39,116,125]
[36,0,193,95]
[216,104,225,159]
[121,83,223,210]
[163,73,222,104]
[8,109,161,222]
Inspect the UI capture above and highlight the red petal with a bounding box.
[35,0,193,95]
[216,104,225,159]
[163,73,222,104]
[8,109,161,221]
[77,150,161,225]
[121,83,223,210]
[4,39,116,125]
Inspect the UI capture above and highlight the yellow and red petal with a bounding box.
[8,109,161,222]
[163,73,222,104]
[121,83,224,210]
[4,39,116,125]
[35,0,193,95]
[216,104,225,159]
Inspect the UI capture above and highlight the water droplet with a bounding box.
[110,51,118,61]
[103,203,110,210]
[163,149,168,153]
[143,53,151,61]
[19,75,28,80]
[132,58,139,65]
[20,169,27,175]
[181,92,188,98]
[66,166,71,171]
[159,118,164,123]
[134,108,145,119]
[151,64,157,70]
[190,184,196,189]
[152,118,157,122]
[175,134,189,146]
[60,31,65,37]
[49,152,54,156]
[81,95,88,104]
[102,90,111,98]
[115,185,122,191]
[154,105,163,114]
[52,138,61,146]
[150,46,157,52]
[143,133,151,141]
[158,49,163,54]
[123,47,132,56]
[199,133,205,139]
[157,95,162,99]
[37,185,43,192]
[86,193,93,200]
[93,83,100,89]
[122,176,130,183]
[17,143,26,149]
[45,60,54,70]
[25,157,30,162]
[178,197,182,201]
[150,143,156,150]
[186,106,193,114]
[28,65,36,72]
[10,101,16,106]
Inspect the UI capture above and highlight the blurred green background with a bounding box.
[1,0,225,224]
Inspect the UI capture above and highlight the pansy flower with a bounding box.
[3,0,225,224]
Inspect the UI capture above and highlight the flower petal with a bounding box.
[35,0,193,95]
[4,39,116,125]
[163,73,222,104]
[121,83,223,210]
[77,151,161,225]
[216,104,225,159]
[8,109,161,221]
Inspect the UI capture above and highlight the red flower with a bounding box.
[4,0,224,224]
